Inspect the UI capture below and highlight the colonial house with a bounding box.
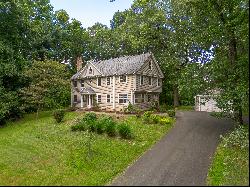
[70,52,164,112]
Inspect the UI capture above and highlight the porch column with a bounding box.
[89,95,91,108]
[81,95,83,108]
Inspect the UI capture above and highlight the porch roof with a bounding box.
[80,87,96,95]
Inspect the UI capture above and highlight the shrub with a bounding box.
[105,119,117,137]
[53,109,65,123]
[71,123,88,131]
[142,111,153,123]
[159,117,172,125]
[118,123,133,139]
[167,109,175,117]
[221,125,249,149]
[83,112,97,123]
[150,114,160,124]
[95,115,113,134]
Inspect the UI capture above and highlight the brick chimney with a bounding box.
[76,56,83,72]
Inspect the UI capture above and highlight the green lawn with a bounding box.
[207,125,249,186]
[175,105,194,111]
[0,111,174,186]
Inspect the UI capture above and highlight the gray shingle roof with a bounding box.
[71,52,152,79]
[80,87,96,94]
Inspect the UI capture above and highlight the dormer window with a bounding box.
[149,61,152,70]
[89,67,93,74]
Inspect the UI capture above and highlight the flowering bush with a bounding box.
[221,125,249,149]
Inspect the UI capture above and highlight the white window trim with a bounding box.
[106,94,111,103]
[96,94,102,103]
[106,77,111,85]
[119,75,127,83]
[118,93,128,104]
[97,77,101,87]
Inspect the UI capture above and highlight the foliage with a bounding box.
[150,114,160,124]
[95,115,113,134]
[167,109,175,117]
[53,109,66,123]
[159,117,172,125]
[124,102,138,114]
[83,112,97,123]
[71,122,88,132]
[142,111,153,123]
[20,60,71,113]
[221,125,249,149]
[105,119,117,137]
[118,122,133,139]
[207,124,249,185]
[0,111,174,186]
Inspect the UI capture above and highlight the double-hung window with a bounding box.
[107,77,111,85]
[107,94,111,103]
[119,94,128,103]
[135,94,144,103]
[119,75,127,83]
[97,77,101,86]
[97,94,101,103]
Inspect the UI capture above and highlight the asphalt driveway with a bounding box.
[110,111,234,186]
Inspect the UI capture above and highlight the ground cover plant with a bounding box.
[207,125,249,186]
[0,111,174,186]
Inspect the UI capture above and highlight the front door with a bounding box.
[87,95,94,108]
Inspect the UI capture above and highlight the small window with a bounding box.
[89,67,93,74]
[89,79,92,84]
[107,77,111,85]
[97,95,101,103]
[140,75,144,85]
[74,95,77,102]
[149,61,152,70]
[73,81,77,87]
[135,94,144,103]
[148,77,152,85]
[107,94,111,103]
[148,95,151,102]
[119,94,128,103]
[157,78,160,86]
[120,75,127,83]
[81,80,84,87]
[97,77,101,86]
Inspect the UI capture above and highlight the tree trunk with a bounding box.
[173,85,180,107]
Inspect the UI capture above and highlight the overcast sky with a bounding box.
[50,0,133,28]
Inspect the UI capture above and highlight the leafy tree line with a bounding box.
[0,0,248,125]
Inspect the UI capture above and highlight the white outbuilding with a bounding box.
[194,90,222,112]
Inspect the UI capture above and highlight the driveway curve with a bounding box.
[110,111,234,186]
